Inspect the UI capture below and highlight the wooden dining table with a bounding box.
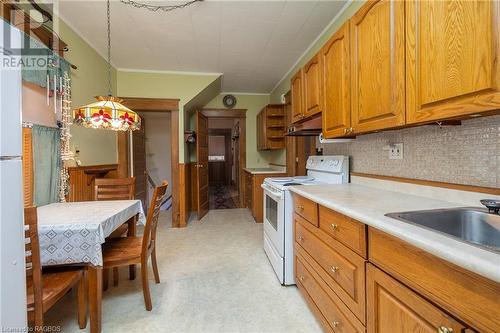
[37,200,146,333]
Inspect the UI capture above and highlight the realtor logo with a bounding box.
[1,1,62,70]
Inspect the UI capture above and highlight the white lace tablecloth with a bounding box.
[37,200,146,267]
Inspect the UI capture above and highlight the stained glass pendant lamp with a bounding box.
[73,0,140,131]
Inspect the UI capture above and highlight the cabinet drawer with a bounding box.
[293,194,318,226]
[319,206,367,258]
[367,263,466,333]
[369,227,500,333]
[296,255,365,333]
[295,215,366,323]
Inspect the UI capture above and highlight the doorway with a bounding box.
[208,126,237,210]
[117,97,184,227]
[194,109,246,220]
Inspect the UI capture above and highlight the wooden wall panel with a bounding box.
[189,162,198,212]
[22,127,33,207]
[67,164,118,202]
[178,163,188,227]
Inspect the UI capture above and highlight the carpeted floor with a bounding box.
[43,209,321,332]
[209,184,237,209]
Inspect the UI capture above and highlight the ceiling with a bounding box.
[58,0,348,93]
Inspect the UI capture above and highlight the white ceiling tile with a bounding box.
[59,0,346,92]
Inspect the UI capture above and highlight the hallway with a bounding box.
[209,184,237,209]
[44,209,321,332]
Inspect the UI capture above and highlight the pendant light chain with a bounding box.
[107,0,112,97]
[120,0,202,13]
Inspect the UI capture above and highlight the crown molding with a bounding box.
[117,67,223,77]
[220,92,270,96]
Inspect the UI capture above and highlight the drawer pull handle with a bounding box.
[437,327,454,333]
[298,236,304,242]
[331,223,339,230]
[299,275,305,282]
[332,321,340,328]
[331,266,339,273]
[297,205,304,211]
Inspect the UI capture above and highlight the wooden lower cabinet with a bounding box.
[366,263,466,333]
[292,194,499,333]
[244,170,286,223]
[295,215,366,322]
[296,255,365,333]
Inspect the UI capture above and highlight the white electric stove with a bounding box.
[261,155,349,285]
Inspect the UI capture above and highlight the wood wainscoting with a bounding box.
[67,164,118,202]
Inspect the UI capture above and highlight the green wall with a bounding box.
[269,0,365,104]
[59,19,119,166]
[203,93,285,168]
[116,70,221,163]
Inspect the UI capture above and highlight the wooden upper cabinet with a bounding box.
[406,0,500,124]
[350,0,406,133]
[257,105,285,150]
[291,70,304,123]
[303,54,321,118]
[320,21,351,138]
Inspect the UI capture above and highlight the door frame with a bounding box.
[117,97,185,227]
[200,108,247,208]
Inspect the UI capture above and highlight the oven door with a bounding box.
[262,183,285,257]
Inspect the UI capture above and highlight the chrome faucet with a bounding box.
[480,199,500,214]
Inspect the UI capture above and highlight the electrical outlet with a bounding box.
[389,143,403,160]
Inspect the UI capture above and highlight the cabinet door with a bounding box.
[406,0,500,124]
[320,21,351,138]
[291,70,304,123]
[367,264,466,333]
[350,0,405,133]
[303,54,321,118]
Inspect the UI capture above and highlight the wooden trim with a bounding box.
[115,98,183,228]
[201,109,247,118]
[351,172,500,195]
[119,97,180,112]
[196,108,247,208]
[22,127,33,207]
[116,132,128,178]
[170,110,182,227]
[270,162,286,167]
[67,164,118,172]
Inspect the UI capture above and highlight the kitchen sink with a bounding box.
[385,208,500,253]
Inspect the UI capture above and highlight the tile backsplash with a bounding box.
[318,115,500,188]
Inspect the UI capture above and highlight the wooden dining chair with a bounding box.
[24,207,87,329]
[102,181,168,311]
[94,177,135,288]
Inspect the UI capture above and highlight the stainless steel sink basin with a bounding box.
[385,208,500,253]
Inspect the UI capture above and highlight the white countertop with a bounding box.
[244,167,286,174]
[289,183,500,283]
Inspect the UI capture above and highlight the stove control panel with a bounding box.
[306,155,349,173]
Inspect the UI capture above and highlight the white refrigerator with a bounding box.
[0,20,28,329]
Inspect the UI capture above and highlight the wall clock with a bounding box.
[223,94,237,108]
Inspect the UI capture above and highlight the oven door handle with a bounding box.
[261,183,283,200]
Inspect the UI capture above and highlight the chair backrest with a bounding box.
[94,177,135,201]
[142,181,168,256]
[24,207,43,323]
